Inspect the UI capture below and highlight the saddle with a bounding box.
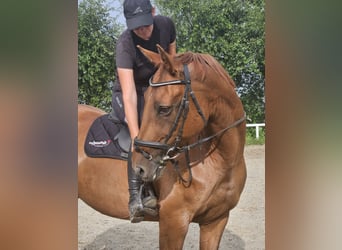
[84,110,131,160]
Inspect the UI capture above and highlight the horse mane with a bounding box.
[175,52,236,88]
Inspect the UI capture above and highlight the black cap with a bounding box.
[124,0,153,30]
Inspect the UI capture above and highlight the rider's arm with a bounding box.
[168,40,176,56]
[117,68,139,141]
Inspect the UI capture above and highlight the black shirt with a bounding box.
[115,15,176,89]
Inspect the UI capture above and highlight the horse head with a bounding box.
[133,45,245,182]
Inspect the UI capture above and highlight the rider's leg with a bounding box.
[127,149,158,222]
[127,149,144,223]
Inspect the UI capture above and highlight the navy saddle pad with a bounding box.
[84,114,130,160]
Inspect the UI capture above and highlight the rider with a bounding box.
[112,0,176,223]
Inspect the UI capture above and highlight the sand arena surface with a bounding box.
[78,145,265,250]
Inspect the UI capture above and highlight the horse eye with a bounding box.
[158,105,172,116]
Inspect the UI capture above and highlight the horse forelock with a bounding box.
[175,52,235,88]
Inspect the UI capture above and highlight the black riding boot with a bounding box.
[127,150,158,223]
[127,150,144,223]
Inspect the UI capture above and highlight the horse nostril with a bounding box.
[136,166,145,177]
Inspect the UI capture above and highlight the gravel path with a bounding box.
[78,145,265,250]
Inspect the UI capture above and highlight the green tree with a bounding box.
[156,0,265,122]
[78,0,122,111]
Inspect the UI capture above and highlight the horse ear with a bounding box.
[137,45,161,66]
[156,44,176,74]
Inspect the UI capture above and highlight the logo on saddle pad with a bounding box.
[89,140,111,147]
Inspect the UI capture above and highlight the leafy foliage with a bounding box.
[78,0,122,111]
[155,0,265,122]
[78,0,265,122]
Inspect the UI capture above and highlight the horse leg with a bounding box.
[159,213,190,250]
[199,215,229,250]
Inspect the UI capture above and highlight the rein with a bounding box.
[134,64,246,186]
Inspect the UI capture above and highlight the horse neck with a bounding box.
[203,77,245,158]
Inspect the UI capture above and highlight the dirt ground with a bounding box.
[78,145,265,250]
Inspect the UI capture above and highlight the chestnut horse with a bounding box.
[78,45,246,249]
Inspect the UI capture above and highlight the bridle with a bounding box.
[134,64,246,186]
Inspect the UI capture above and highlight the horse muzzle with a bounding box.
[133,138,181,182]
[134,157,166,182]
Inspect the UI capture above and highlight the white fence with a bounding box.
[246,123,265,139]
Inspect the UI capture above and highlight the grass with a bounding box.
[246,127,265,145]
